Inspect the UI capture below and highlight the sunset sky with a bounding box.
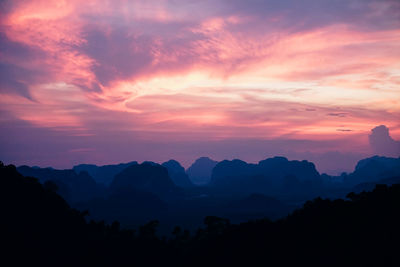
[1,0,399,173]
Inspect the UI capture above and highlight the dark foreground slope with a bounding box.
[185,183,400,267]
[0,162,169,266]
[1,161,400,267]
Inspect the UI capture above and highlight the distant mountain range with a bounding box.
[17,165,103,203]
[14,155,400,234]
[72,157,217,187]
[110,162,178,197]
[345,156,400,185]
[210,157,321,196]
[186,157,218,185]
[162,160,194,188]
[73,161,138,185]
[2,160,400,266]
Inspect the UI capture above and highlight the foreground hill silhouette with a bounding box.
[1,162,170,266]
[2,161,400,266]
[185,183,400,267]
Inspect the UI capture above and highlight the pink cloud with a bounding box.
[1,0,399,170]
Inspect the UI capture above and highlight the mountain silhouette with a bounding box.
[17,165,102,203]
[110,162,177,197]
[258,156,320,181]
[210,157,321,196]
[186,157,218,185]
[345,156,400,185]
[73,161,137,185]
[3,159,400,266]
[162,160,194,188]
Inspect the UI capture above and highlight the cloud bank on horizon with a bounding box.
[0,0,399,172]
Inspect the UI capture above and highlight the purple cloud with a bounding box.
[369,125,400,157]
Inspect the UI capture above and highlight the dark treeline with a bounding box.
[1,161,400,266]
